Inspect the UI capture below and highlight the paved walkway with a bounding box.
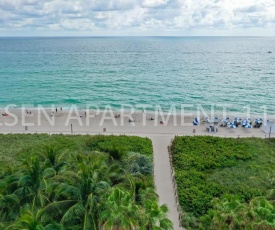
[150,135,183,230]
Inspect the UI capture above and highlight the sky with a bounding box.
[0,0,275,36]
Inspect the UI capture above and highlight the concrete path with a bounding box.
[149,135,183,230]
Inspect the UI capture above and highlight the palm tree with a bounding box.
[40,145,69,175]
[210,195,275,230]
[246,197,275,229]
[210,194,246,230]
[141,199,173,230]
[6,200,65,230]
[0,153,66,225]
[0,194,20,222]
[99,187,140,230]
[14,156,55,208]
[0,141,173,230]
[46,154,111,230]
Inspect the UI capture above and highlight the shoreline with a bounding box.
[1,106,275,119]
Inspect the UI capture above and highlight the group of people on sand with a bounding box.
[113,113,164,124]
[1,112,8,116]
[51,107,62,116]
[55,107,62,112]
[26,110,32,115]
[79,111,87,118]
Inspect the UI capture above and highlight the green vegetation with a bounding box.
[0,134,172,230]
[171,136,275,229]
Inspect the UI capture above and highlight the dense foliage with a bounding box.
[85,135,152,156]
[171,136,275,229]
[0,134,172,230]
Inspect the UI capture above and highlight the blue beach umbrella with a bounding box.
[193,117,200,125]
[221,119,228,126]
[245,124,252,128]
[234,117,242,125]
[229,124,236,128]
[258,118,263,123]
[242,120,248,126]
[226,117,230,120]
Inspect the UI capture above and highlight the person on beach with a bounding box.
[60,107,62,111]
[56,108,58,113]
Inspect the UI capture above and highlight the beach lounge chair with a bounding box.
[206,121,218,132]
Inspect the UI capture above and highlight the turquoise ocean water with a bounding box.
[0,37,274,114]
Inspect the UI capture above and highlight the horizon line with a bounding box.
[0,35,275,38]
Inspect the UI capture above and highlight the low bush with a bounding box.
[171,136,275,229]
[85,135,152,156]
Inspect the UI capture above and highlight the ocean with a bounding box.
[0,37,274,115]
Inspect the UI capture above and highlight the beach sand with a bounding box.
[0,108,273,138]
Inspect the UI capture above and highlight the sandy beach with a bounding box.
[0,108,273,138]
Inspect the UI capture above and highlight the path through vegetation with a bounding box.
[149,135,184,230]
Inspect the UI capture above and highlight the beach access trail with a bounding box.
[150,134,183,230]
